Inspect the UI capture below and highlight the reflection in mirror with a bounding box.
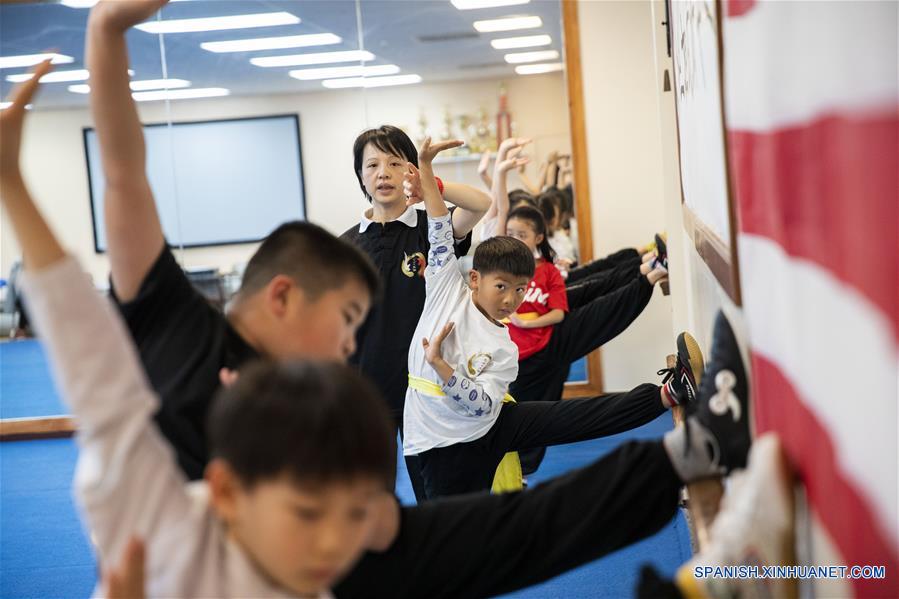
[151,0,369,300]
[356,0,589,384]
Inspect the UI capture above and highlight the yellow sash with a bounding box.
[408,374,523,494]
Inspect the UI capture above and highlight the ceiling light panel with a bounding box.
[132,88,230,102]
[0,53,74,70]
[504,49,560,64]
[60,0,99,8]
[473,16,542,33]
[321,74,422,89]
[7,69,89,83]
[135,12,299,34]
[452,0,530,9]
[490,34,551,49]
[515,62,564,75]
[289,64,399,80]
[201,33,341,53]
[68,79,192,94]
[251,50,375,67]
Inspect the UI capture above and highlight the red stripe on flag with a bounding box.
[752,354,898,597]
[729,114,899,341]
[725,0,757,18]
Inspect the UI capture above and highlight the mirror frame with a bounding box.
[560,1,604,399]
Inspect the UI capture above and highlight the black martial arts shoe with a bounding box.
[652,232,668,270]
[688,311,752,473]
[659,332,704,406]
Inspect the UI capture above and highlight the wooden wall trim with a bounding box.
[0,416,76,441]
[562,0,603,398]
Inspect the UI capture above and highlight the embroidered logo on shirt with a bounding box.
[467,352,493,377]
[401,252,426,278]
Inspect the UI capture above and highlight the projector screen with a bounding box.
[84,114,306,252]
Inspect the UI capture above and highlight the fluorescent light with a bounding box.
[473,15,541,33]
[322,74,422,89]
[132,87,230,102]
[490,34,551,49]
[251,50,375,67]
[129,78,191,91]
[6,68,135,84]
[201,33,341,53]
[68,79,191,94]
[7,68,89,83]
[60,0,99,7]
[452,0,529,9]
[504,49,559,64]
[135,12,299,34]
[515,62,564,75]
[0,53,74,70]
[0,102,33,110]
[289,64,399,80]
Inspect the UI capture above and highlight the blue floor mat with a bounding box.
[0,438,96,598]
[567,356,587,383]
[396,413,692,598]
[0,340,67,418]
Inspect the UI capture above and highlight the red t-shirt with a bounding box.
[508,260,569,360]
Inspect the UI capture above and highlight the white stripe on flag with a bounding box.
[739,233,898,551]
[724,1,898,131]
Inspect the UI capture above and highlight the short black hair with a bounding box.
[508,189,536,208]
[473,236,535,279]
[208,360,395,490]
[239,221,379,301]
[353,125,418,202]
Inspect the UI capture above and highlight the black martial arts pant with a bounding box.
[417,386,665,498]
[334,440,682,599]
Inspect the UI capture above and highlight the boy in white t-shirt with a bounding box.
[402,139,700,500]
[402,138,534,498]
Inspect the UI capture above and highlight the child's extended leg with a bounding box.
[565,259,643,309]
[494,385,667,458]
[546,270,661,367]
[511,331,703,475]
[565,247,640,285]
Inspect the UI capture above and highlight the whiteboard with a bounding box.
[84,114,306,252]
[670,0,731,246]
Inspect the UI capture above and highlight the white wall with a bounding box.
[576,0,674,391]
[0,72,569,284]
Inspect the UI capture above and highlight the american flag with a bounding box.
[723,1,897,596]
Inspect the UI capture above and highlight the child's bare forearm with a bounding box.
[86,6,166,300]
[526,309,566,328]
[429,356,455,383]
[489,169,510,240]
[0,176,65,270]
[86,16,147,188]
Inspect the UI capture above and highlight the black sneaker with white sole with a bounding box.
[658,332,704,406]
[688,311,752,473]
